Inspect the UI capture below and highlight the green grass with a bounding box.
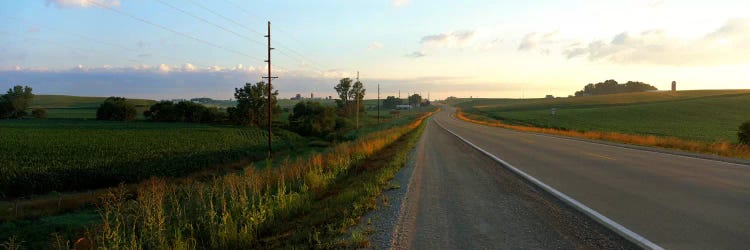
[0,211,99,250]
[26,95,155,119]
[457,90,750,143]
[0,119,302,198]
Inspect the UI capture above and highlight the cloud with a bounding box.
[405,51,426,58]
[393,0,409,8]
[27,27,40,33]
[158,64,171,73]
[420,30,476,48]
[518,30,559,52]
[367,42,383,51]
[181,63,196,72]
[45,0,121,8]
[564,18,750,65]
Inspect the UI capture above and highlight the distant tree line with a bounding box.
[90,76,429,141]
[574,79,657,97]
[144,100,225,123]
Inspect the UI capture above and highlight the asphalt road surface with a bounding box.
[394,106,750,249]
[389,113,635,249]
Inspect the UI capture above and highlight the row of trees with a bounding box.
[95,82,280,124]
[382,94,430,109]
[144,100,225,123]
[574,80,657,96]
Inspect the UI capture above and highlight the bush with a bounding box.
[288,101,337,137]
[144,100,227,123]
[96,97,137,121]
[739,121,750,145]
[31,108,47,119]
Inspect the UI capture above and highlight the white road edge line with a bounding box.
[433,118,664,250]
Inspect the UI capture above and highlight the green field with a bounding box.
[456,90,750,143]
[29,95,156,109]
[0,119,302,198]
[27,95,156,119]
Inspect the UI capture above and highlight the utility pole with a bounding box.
[262,21,277,156]
[356,71,360,129]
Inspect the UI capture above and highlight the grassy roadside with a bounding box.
[1,109,434,249]
[259,113,428,248]
[456,108,750,160]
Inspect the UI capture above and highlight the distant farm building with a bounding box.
[395,104,413,110]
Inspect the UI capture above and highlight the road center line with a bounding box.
[583,152,616,161]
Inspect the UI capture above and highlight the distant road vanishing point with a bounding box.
[390,106,750,250]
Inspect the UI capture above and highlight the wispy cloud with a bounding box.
[367,42,383,51]
[393,0,409,8]
[405,51,426,58]
[45,0,121,8]
[518,30,559,52]
[420,30,476,48]
[564,18,750,65]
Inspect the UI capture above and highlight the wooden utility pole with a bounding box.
[262,21,277,156]
[377,83,380,123]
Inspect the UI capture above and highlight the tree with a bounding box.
[334,78,353,108]
[144,101,178,121]
[288,101,337,137]
[350,80,365,113]
[96,97,137,121]
[333,77,365,116]
[230,82,279,126]
[0,85,34,119]
[31,108,48,119]
[383,96,401,109]
[408,94,422,106]
[739,122,750,145]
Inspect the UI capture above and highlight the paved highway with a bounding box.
[401,106,750,249]
[389,111,634,249]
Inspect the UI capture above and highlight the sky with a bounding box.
[1,0,749,100]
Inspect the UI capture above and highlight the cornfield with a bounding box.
[70,109,435,249]
[0,120,302,198]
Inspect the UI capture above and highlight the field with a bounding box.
[28,95,156,119]
[0,119,302,198]
[1,93,432,199]
[0,99,436,249]
[456,90,750,143]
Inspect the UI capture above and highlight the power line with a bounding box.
[155,0,265,47]
[156,0,307,72]
[183,0,314,70]
[2,16,214,69]
[20,36,143,66]
[186,0,264,37]
[85,0,263,61]
[219,0,330,71]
